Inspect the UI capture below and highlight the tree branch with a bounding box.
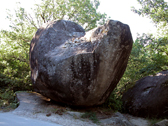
[41,4,49,23]
[25,14,38,29]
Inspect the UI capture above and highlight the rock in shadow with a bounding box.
[122,70,168,118]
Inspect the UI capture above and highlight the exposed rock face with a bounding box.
[29,20,133,106]
[122,70,168,118]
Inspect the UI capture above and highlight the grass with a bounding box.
[81,111,99,123]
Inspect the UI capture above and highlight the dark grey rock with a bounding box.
[122,70,168,118]
[29,19,133,106]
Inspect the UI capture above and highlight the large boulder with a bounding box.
[29,20,133,106]
[122,70,168,118]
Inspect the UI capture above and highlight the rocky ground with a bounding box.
[4,92,153,126]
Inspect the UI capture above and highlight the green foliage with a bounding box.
[0,90,19,111]
[131,0,168,24]
[102,1,168,112]
[25,0,109,31]
[81,111,99,123]
[0,41,32,91]
[34,0,108,31]
[0,4,35,95]
[117,0,168,96]
[131,0,168,38]
[1,0,167,114]
[117,33,168,95]
[102,90,123,112]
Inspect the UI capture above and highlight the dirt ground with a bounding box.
[9,92,150,126]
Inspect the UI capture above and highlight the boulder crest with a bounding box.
[29,20,133,106]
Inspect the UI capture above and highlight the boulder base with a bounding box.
[122,70,168,118]
[29,20,133,106]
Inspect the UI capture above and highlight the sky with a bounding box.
[0,0,166,41]
[98,0,157,40]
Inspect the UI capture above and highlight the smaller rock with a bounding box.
[153,119,168,126]
[122,70,168,118]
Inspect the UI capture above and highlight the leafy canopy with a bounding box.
[131,0,168,24]
[131,0,168,36]
[34,0,108,31]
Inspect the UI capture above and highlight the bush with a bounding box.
[102,89,123,112]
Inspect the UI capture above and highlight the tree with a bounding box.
[131,0,168,24]
[131,0,168,72]
[131,0,168,36]
[0,0,108,108]
[33,0,107,31]
[117,0,168,95]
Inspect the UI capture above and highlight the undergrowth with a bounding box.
[81,111,99,124]
[0,90,19,111]
[0,73,32,111]
[102,89,123,112]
